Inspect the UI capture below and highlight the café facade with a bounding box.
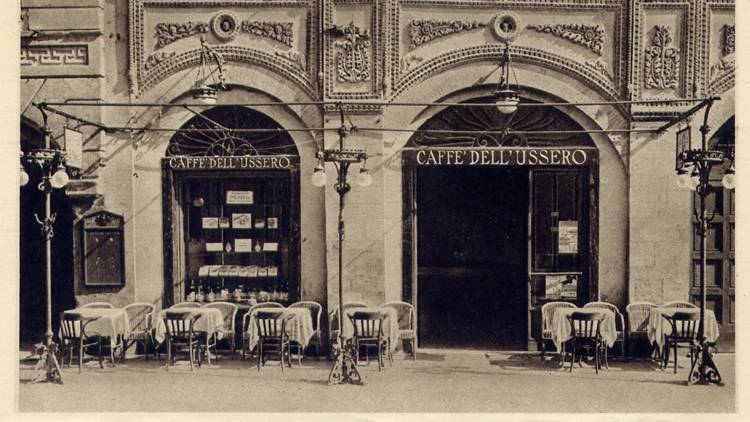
[19,0,736,352]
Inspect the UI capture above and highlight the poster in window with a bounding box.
[561,275,578,298]
[218,217,230,229]
[558,220,578,254]
[545,275,564,299]
[267,217,279,229]
[226,190,254,204]
[202,217,219,229]
[232,213,252,229]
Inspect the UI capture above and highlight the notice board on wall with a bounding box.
[83,211,125,287]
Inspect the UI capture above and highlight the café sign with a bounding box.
[411,148,594,166]
[166,155,298,170]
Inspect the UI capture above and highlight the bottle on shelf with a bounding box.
[196,282,205,302]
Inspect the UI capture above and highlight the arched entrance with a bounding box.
[403,97,598,351]
[19,122,76,344]
[161,106,301,315]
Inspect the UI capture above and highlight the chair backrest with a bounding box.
[122,303,156,333]
[164,310,200,339]
[288,301,322,331]
[568,311,605,339]
[625,302,657,333]
[255,310,291,338]
[583,301,624,332]
[81,302,115,309]
[249,302,284,313]
[348,311,385,339]
[59,312,97,340]
[662,301,698,309]
[662,311,700,341]
[170,302,203,309]
[381,301,414,331]
[205,302,239,331]
[343,302,368,311]
[541,301,577,332]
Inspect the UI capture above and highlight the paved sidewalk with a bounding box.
[17,348,736,416]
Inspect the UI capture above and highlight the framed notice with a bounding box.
[254,218,266,229]
[232,213,252,229]
[218,217,230,229]
[234,238,253,252]
[267,217,279,229]
[226,190,254,204]
[263,242,278,252]
[202,217,219,229]
[206,242,223,252]
[545,275,564,298]
[675,126,691,170]
[558,221,578,254]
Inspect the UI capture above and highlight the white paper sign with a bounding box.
[64,128,83,170]
[227,190,254,204]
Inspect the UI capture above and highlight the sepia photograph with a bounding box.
[6,0,747,421]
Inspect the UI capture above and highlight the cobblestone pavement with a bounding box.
[15,348,738,419]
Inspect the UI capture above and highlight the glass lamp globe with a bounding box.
[50,165,69,189]
[675,166,691,190]
[722,167,736,190]
[357,168,372,187]
[312,164,327,187]
[688,169,701,191]
[19,166,29,187]
[494,89,520,114]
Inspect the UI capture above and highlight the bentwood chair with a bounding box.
[163,310,202,371]
[205,302,239,360]
[170,302,203,309]
[288,301,322,359]
[242,302,284,360]
[583,302,625,356]
[381,301,417,361]
[59,312,103,373]
[348,310,392,370]
[255,310,293,371]
[661,311,700,374]
[81,302,115,309]
[566,311,607,373]
[662,301,698,309]
[625,302,657,358]
[540,301,577,361]
[329,302,368,354]
[122,302,155,361]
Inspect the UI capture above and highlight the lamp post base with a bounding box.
[688,340,723,386]
[30,342,63,384]
[327,340,361,385]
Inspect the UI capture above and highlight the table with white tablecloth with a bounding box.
[61,308,130,341]
[550,307,617,353]
[244,307,314,352]
[153,307,225,344]
[646,307,719,349]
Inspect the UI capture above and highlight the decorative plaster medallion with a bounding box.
[409,19,487,50]
[211,11,240,42]
[491,12,522,43]
[644,26,679,90]
[530,23,605,55]
[333,22,371,83]
[155,21,209,48]
[242,21,294,47]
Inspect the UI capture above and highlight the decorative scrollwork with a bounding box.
[530,23,605,55]
[644,26,680,90]
[145,51,176,70]
[723,24,735,57]
[275,50,306,71]
[409,19,487,50]
[333,22,371,83]
[242,21,294,47]
[155,21,209,48]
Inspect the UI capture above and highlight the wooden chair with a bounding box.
[242,302,284,360]
[59,313,103,373]
[661,311,700,374]
[255,310,293,371]
[329,302,368,353]
[348,310,392,370]
[122,302,155,361]
[170,302,203,309]
[540,301,577,361]
[625,302,657,358]
[381,301,416,361]
[566,311,607,373]
[163,310,202,371]
[288,301,322,359]
[662,301,698,308]
[81,302,115,309]
[583,302,625,356]
[205,302,239,360]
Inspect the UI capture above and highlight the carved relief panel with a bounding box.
[391,0,626,102]
[325,0,381,103]
[704,1,735,96]
[129,0,317,99]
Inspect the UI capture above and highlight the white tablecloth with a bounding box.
[551,308,617,352]
[244,308,314,351]
[341,307,400,352]
[62,308,130,340]
[153,308,225,344]
[647,307,719,348]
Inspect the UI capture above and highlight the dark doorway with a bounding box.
[416,166,528,350]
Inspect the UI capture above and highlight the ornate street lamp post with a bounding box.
[21,111,69,384]
[674,98,734,385]
[314,103,371,385]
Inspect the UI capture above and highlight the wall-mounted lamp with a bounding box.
[494,41,520,115]
[190,36,227,105]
